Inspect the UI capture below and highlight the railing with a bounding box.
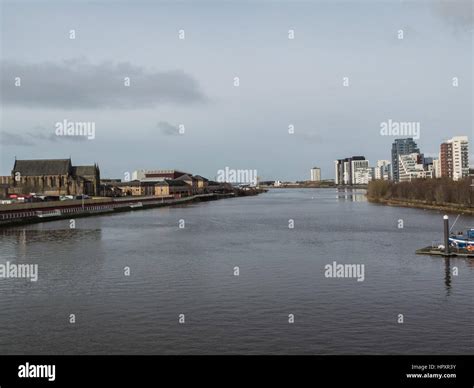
[0,194,222,222]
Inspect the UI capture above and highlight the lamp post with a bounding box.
[443,215,449,256]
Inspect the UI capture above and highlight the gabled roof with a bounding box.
[193,175,209,182]
[166,179,190,187]
[13,159,72,176]
[72,165,97,177]
[175,174,194,182]
[116,180,141,187]
[144,169,190,178]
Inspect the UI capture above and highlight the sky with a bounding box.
[0,0,472,181]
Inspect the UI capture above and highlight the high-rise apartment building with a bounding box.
[375,160,391,180]
[440,136,469,181]
[432,158,441,178]
[334,156,367,185]
[398,153,433,182]
[391,138,420,182]
[310,167,321,182]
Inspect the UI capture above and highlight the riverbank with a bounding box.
[0,190,265,227]
[366,178,473,215]
[368,197,474,215]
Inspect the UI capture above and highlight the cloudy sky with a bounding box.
[0,0,472,180]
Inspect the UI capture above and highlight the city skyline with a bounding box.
[1,133,470,182]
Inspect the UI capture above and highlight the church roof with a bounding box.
[73,166,97,177]
[13,159,71,176]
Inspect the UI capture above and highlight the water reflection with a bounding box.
[444,257,451,295]
[336,188,367,202]
[0,228,105,289]
[0,228,102,245]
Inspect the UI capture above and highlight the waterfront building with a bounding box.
[351,158,369,184]
[310,167,321,182]
[334,160,344,185]
[440,136,469,181]
[154,180,192,197]
[116,180,145,196]
[375,160,391,180]
[433,158,442,178]
[193,175,209,193]
[176,174,197,193]
[207,180,232,193]
[398,153,433,182]
[391,138,420,182]
[132,170,145,181]
[142,169,191,180]
[8,158,100,196]
[353,167,373,185]
[116,179,192,197]
[343,159,351,184]
[334,156,367,185]
[132,169,191,181]
[114,169,217,197]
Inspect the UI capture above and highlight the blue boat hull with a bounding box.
[449,236,474,248]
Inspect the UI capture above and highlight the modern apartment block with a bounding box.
[334,160,344,185]
[440,136,469,181]
[398,153,433,182]
[391,138,420,182]
[374,160,391,180]
[310,167,321,182]
[334,156,368,185]
[353,167,373,185]
[351,159,370,184]
[432,158,442,178]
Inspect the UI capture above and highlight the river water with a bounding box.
[0,189,472,354]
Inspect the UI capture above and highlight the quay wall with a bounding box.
[0,193,236,227]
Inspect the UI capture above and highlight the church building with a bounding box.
[9,158,100,196]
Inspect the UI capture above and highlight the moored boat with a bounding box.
[449,228,474,249]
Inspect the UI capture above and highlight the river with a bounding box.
[0,189,472,354]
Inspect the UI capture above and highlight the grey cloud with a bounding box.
[0,126,88,146]
[1,59,207,109]
[29,126,87,143]
[157,121,181,136]
[0,131,35,146]
[298,131,324,144]
[433,1,473,28]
